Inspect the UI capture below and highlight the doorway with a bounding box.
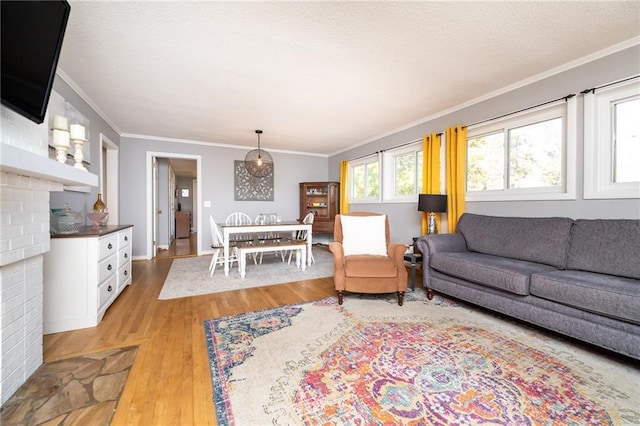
[155,232,197,259]
[146,152,202,260]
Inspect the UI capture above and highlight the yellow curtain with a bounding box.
[445,125,467,233]
[421,133,441,235]
[339,160,350,214]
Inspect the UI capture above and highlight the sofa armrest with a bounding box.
[388,242,409,287]
[388,242,408,261]
[328,242,346,289]
[417,233,467,256]
[416,233,468,290]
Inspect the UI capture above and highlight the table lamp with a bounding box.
[418,194,447,234]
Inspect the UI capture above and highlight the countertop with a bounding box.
[50,224,133,238]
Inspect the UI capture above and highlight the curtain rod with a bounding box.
[347,88,585,162]
[348,133,443,162]
[580,74,640,94]
[465,93,575,129]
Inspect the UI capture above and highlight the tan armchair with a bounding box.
[329,212,408,305]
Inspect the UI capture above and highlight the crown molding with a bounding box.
[330,37,640,157]
[56,68,122,135]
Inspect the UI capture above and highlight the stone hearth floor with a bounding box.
[1,346,137,425]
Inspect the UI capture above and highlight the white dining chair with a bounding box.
[225,212,254,243]
[209,215,239,276]
[287,211,315,265]
[225,212,252,226]
[224,212,258,265]
[254,213,285,263]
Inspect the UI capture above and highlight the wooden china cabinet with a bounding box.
[299,182,340,233]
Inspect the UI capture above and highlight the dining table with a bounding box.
[220,221,313,276]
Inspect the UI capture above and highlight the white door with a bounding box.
[152,157,159,257]
[192,178,198,233]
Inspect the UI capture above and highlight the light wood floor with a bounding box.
[43,256,338,425]
[155,232,198,259]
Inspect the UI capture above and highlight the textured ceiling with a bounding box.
[58,1,640,157]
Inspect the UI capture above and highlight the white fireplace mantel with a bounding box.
[1,143,98,187]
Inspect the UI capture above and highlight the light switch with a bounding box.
[204,201,211,207]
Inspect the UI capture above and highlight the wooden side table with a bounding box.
[403,252,422,291]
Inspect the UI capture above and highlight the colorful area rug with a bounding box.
[204,292,640,425]
[159,246,333,300]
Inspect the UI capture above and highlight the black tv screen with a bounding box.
[1,0,71,124]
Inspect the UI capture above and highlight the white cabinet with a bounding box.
[43,225,133,334]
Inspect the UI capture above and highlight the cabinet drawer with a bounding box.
[98,253,117,284]
[119,229,132,248]
[313,220,334,234]
[119,246,131,264]
[118,262,132,288]
[99,235,118,260]
[98,275,117,311]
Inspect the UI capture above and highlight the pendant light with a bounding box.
[244,129,274,178]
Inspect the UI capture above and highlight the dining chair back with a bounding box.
[225,212,254,244]
[225,212,252,226]
[255,213,284,263]
[209,215,238,276]
[254,213,278,225]
[287,212,315,265]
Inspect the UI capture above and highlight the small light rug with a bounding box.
[204,292,640,425]
[159,247,333,300]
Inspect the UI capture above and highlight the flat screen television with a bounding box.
[1,0,71,124]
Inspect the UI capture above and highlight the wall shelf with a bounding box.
[1,143,98,188]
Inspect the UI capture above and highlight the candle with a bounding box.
[70,124,85,140]
[52,115,68,130]
[52,129,70,147]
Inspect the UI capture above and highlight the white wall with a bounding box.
[328,44,640,245]
[0,107,61,404]
[176,176,194,213]
[0,74,112,404]
[48,76,121,219]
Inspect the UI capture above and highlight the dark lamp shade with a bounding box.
[244,149,273,177]
[418,194,447,212]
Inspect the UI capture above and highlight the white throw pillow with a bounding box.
[341,215,387,256]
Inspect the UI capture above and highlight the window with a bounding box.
[466,97,576,201]
[584,78,640,199]
[613,97,640,183]
[382,143,423,202]
[349,155,380,202]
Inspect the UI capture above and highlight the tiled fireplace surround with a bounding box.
[0,108,97,405]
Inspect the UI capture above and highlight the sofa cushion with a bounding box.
[430,252,557,296]
[456,213,573,268]
[345,255,397,278]
[341,215,387,256]
[531,270,640,324]
[566,219,640,279]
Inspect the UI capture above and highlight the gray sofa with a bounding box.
[416,213,640,360]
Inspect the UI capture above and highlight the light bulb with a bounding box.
[257,158,263,166]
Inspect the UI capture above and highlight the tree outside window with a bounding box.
[350,157,379,202]
[466,101,569,200]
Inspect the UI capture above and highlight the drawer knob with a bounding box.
[124,253,128,259]
[125,236,128,241]
[108,285,113,292]
[108,243,113,250]
[124,270,128,276]
[107,264,112,271]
